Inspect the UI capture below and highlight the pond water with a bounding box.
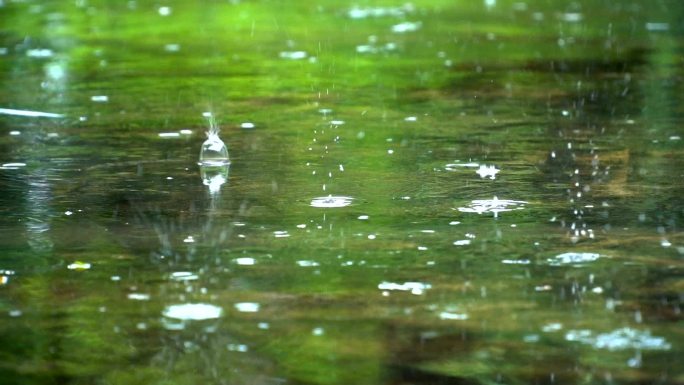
[1,1,683,384]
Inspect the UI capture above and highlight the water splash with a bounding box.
[310,195,354,208]
[475,165,500,179]
[457,197,528,218]
[198,114,230,166]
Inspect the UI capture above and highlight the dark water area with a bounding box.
[1,1,683,384]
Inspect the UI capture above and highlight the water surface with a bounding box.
[1,1,683,384]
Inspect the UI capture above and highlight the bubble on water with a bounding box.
[565,328,671,351]
[547,252,600,265]
[234,302,260,313]
[310,195,354,208]
[199,136,230,166]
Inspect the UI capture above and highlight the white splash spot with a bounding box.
[391,21,421,33]
[565,328,671,351]
[378,281,431,295]
[90,95,108,102]
[67,261,91,270]
[162,303,223,321]
[170,272,199,281]
[26,48,54,58]
[0,108,63,118]
[235,257,255,265]
[439,311,468,320]
[279,51,307,60]
[128,293,151,301]
[227,343,248,352]
[297,260,319,267]
[475,165,500,179]
[310,196,354,208]
[234,302,260,313]
[547,252,600,265]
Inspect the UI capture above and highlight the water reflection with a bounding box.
[200,164,230,195]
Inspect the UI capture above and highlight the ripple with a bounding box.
[457,197,527,217]
[310,195,354,208]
